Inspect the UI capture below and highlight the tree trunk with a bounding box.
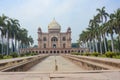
[15,38,17,52]
[99,36,102,54]
[86,41,88,48]
[1,36,4,55]
[92,40,95,52]
[103,34,107,52]
[7,31,9,55]
[100,41,102,54]
[111,34,114,52]
[11,39,13,53]
[95,39,98,52]
[89,41,92,53]
[17,41,20,55]
[86,41,89,52]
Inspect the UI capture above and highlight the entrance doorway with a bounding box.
[53,44,56,48]
[51,37,58,48]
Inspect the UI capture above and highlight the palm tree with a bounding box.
[105,14,115,52]
[28,35,34,47]
[93,14,102,53]
[96,6,109,53]
[5,18,13,55]
[9,18,20,52]
[113,8,120,41]
[0,14,8,55]
[79,30,92,52]
[87,21,95,52]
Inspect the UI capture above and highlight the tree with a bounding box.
[113,8,120,41]
[28,35,34,47]
[105,14,115,52]
[0,14,8,55]
[9,18,20,52]
[96,6,109,53]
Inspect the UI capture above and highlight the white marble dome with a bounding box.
[48,18,61,30]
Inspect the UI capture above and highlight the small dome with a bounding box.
[38,27,42,32]
[38,27,41,30]
[67,27,71,30]
[48,18,61,30]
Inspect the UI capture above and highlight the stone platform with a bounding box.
[0,70,120,80]
[0,55,120,80]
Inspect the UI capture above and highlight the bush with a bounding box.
[30,53,38,56]
[116,52,120,56]
[83,53,91,56]
[71,52,80,55]
[20,52,38,57]
[10,52,19,58]
[3,55,12,59]
[30,53,35,56]
[25,52,31,56]
[20,53,25,57]
[79,53,84,55]
[99,54,106,58]
[105,51,116,58]
[0,54,3,59]
[92,52,100,57]
[114,55,120,59]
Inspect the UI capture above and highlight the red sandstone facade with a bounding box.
[38,19,71,49]
[20,19,88,54]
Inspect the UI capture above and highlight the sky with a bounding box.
[0,0,120,45]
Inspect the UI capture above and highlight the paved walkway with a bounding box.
[28,56,84,72]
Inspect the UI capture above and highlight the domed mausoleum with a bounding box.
[38,18,71,49]
[20,19,87,54]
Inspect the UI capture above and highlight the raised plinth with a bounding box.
[0,71,120,80]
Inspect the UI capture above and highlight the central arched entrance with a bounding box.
[51,37,58,48]
[53,44,56,48]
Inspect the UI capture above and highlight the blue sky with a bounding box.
[0,0,120,45]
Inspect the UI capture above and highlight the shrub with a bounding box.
[10,52,19,58]
[3,55,12,59]
[105,51,116,58]
[92,52,100,57]
[71,52,80,55]
[79,53,84,56]
[116,52,120,56]
[114,55,120,59]
[20,53,26,57]
[84,53,91,56]
[0,54,3,59]
[31,53,38,56]
[99,54,106,58]
[25,52,31,56]
[30,53,35,56]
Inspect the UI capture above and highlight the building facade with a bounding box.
[20,19,88,54]
[38,19,71,49]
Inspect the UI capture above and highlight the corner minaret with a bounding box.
[38,27,42,48]
[67,27,72,48]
